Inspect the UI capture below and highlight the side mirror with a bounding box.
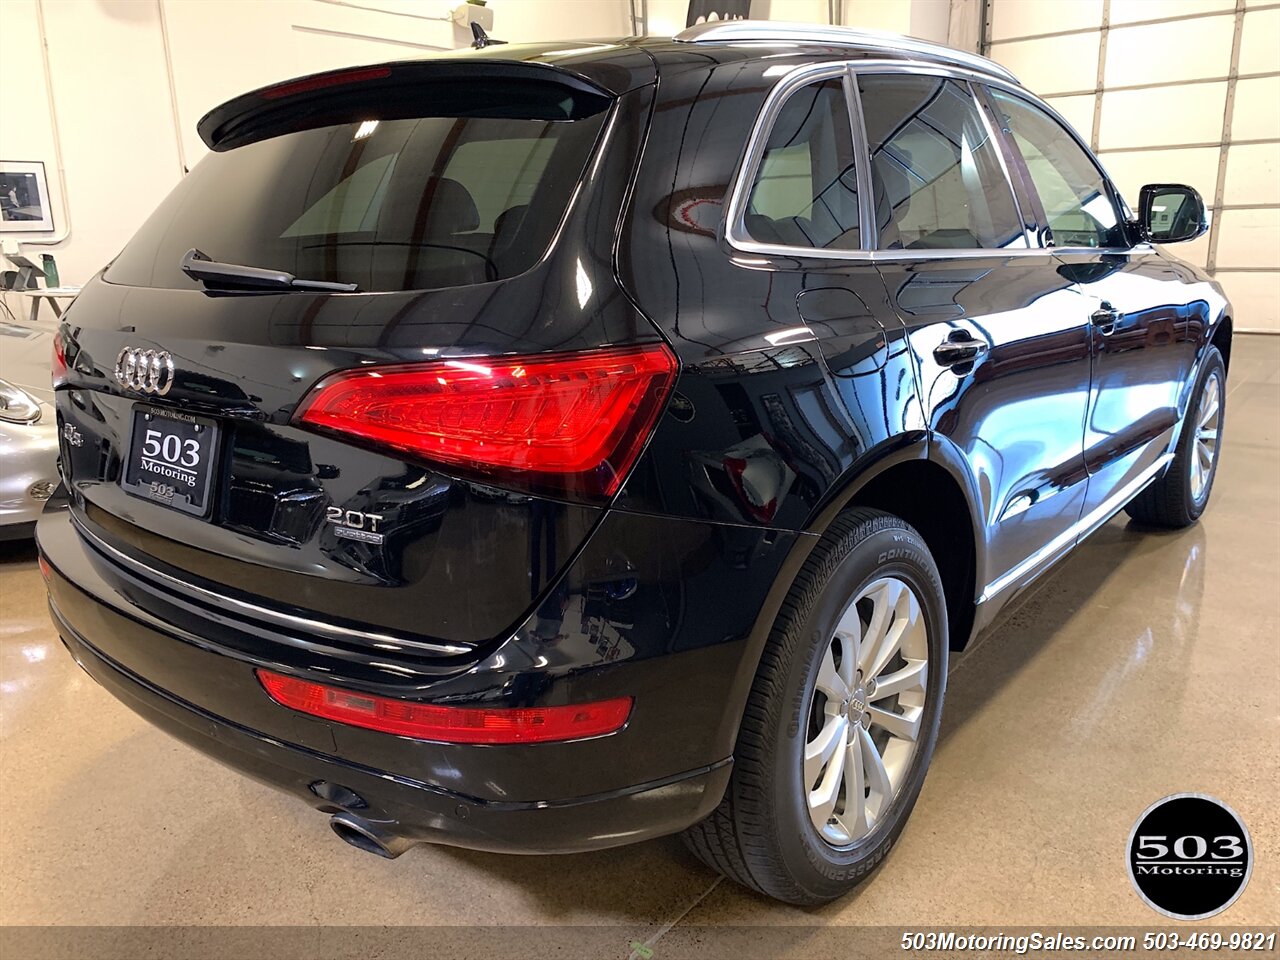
[1139,183,1208,243]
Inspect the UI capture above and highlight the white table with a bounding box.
[21,286,80,323]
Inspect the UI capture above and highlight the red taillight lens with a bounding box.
[38,555,52,581]
[293,344,677,499]
[257,669,632,744]
[51,331,67,386]
[260,66,392,100]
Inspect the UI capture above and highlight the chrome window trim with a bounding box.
[964,75,1031,251]
[675,20,1020,86]
[723,59,1149,264]
[843,66,877,247]
[981,82,1137,253]
[722,62,863,261]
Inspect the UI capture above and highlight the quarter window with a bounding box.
[858,75,1025,251]
[987,89,1127,249]
[743,79,861,250]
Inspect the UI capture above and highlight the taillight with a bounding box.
[293,344,677,499]
[38,555,52,581]
[257,669,632,744]
[51,330,67,386]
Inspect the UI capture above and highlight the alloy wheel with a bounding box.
[1190,371,1222,502]
[804,576,929,847]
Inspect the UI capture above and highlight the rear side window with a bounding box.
[743,79,861,250]
[859,75,1024,251]
[987,88,1126,249]
[106,110,607,292]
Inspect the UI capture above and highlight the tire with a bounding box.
[682,508,948,905]
[1125,345,1226,528]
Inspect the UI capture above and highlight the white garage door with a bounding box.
[984,0,1280,331]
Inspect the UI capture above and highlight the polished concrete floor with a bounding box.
[2,337,1277,950]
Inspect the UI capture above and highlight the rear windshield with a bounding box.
[106,110,607,292]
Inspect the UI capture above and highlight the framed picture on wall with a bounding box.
[0,161,55,233]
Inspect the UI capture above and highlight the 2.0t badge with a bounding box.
[325,507,385,545]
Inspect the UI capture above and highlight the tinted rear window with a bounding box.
[106,110,607,292]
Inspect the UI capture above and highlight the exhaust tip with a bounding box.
[329,813,413,859]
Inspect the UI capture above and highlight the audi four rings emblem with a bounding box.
[115,347,175,396]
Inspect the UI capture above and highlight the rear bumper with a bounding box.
[53,604,730,853]
[37,500,801,853]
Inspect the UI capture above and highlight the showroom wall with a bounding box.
[985,0,1280,331]
[0,0,964,293]
[0,0,633,288]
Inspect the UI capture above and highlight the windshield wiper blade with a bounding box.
[181,248,358,293]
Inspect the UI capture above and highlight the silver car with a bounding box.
[0,320,59,539]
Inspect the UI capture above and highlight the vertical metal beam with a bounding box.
[156,0,187,177]
[629,0,649,37]
[1090,0,1110,153]
[979,0,992,56]
[1206,0,1246,276]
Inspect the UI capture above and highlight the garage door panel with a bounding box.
[991,0,1277,315]
[990,0,1104,42]
[1224,144,1280,206]
[1216,272,1280,331]
[1238,8,1280,76]
[1098,147,1220,207]
[993,33,1100,96]
[1159,232,1211,270]
[1231,77,1280,140]
[1111,0,1234,23]
[1041,95,1097,142]
[1105,16,1235,87]
[1098,83,1227,149]
[1214,208,1280,269]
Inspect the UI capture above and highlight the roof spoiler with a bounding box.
[197,59,615,152]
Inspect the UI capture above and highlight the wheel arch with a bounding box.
[710,434,985,787]
[830,441,984,653]
[1176,309,1233,430]
[1210,313,1232,372]
[743,435,985,679]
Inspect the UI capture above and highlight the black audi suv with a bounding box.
[37,21,1230,905]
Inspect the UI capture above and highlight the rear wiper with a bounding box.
[181,248,358,293]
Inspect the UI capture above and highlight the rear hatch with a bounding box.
[53,54,669,668]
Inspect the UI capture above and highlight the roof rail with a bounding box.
[674,20,1020,86]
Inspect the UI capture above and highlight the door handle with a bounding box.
[933,331,988,366]
[1091,301,1122,335]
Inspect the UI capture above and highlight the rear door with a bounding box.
[855,70,1093,602]
[984,86,1203,515]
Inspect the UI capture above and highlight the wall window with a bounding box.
[743,79,861,250]
[859,75,1024,251]
[987,88,1127,249]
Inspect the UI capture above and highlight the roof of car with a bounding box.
[448,27,1021,98]
[200,26,1020,150]
[664,20,1019,85]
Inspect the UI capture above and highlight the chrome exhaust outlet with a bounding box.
[329,812,415,859]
